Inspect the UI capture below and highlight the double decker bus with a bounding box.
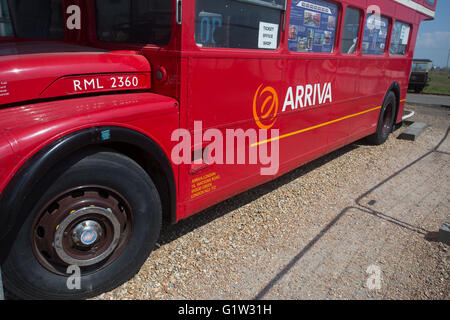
[0,0,437,299]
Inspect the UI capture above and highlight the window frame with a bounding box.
[339,6,363,55]
[389,20,411,56]
[193,0,287,52]
[236,0,287,11]
[361,12,391,56]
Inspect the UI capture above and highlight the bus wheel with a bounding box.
[367,91,396,145]
[2,150,162,300]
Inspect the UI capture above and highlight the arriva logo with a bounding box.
[282,82,333,111]
[253,82,333,129]
[253,85,279,130]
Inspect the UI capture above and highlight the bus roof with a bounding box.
[394,0,437,20]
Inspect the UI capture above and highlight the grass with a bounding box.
[423,69,450,95]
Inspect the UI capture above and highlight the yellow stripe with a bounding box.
[400,99,406,102]
[251,106,382,147]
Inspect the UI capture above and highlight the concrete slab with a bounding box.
[439,222,450,246]
[398,122,429,141]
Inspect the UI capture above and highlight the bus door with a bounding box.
[183,0,286,213]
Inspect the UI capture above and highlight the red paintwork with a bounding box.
[0,93,179,195]
[0,41,152,105]
[0,0,436,224]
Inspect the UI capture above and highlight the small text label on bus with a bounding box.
[73,76,140,92]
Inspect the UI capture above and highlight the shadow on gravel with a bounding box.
[157,144,359,247]
[153,124,448,300]
[363,206,430,236]
[253,126,449,299]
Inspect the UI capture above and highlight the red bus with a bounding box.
[0,0,437,299]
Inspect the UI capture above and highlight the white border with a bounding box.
[394,0,436,18]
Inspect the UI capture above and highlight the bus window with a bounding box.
[0,0,13,37]
[7,0,64,39]
[390,21,410,55]
[195,0,285,50]
[341,7,361,54]
[362,14,389,55]
[288,0,339,53]
[96,0,173,46]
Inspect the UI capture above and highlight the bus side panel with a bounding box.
[327,57,362,150]
[186,57,283,130]
[182,56,338,217]
[395,2,418,23]
[280,58,334,160]
[350,58,387,136]
[386,57,412,118]
[181,56,284,214]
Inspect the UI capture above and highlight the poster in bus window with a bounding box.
[390,22,410,54]
[362,14,389,55]
[288,0,338,53]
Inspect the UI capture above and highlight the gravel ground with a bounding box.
[96,104,450,300]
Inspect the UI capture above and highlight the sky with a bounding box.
[414,0,450,67]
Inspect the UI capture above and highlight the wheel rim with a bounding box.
[381,101,394,136]
[31,185,133,275]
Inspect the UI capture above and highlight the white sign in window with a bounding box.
[258,21,279,49]
[400,25,410,45]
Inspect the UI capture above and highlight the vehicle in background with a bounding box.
[409,59,432,93]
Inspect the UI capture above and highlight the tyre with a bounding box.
[367,91,396,145]
[2,150,162,300]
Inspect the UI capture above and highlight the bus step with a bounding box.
[439,222,450,246]
[397,121,429,141]
[402,109,415,121]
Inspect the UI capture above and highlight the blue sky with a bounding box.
[414,1,450,67]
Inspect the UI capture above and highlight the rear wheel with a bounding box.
[3,150,162,300]
[367,91,396,145]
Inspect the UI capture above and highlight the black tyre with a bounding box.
[366,91,397,146]
[2,150,162,300]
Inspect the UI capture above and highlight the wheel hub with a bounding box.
[72,220,103,247]
[31,186,133,275]
[54,206,121,267]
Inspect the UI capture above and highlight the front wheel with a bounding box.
[367,91,397,146]
[2,150,162,300]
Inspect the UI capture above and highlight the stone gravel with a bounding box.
[95,104,449,300]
